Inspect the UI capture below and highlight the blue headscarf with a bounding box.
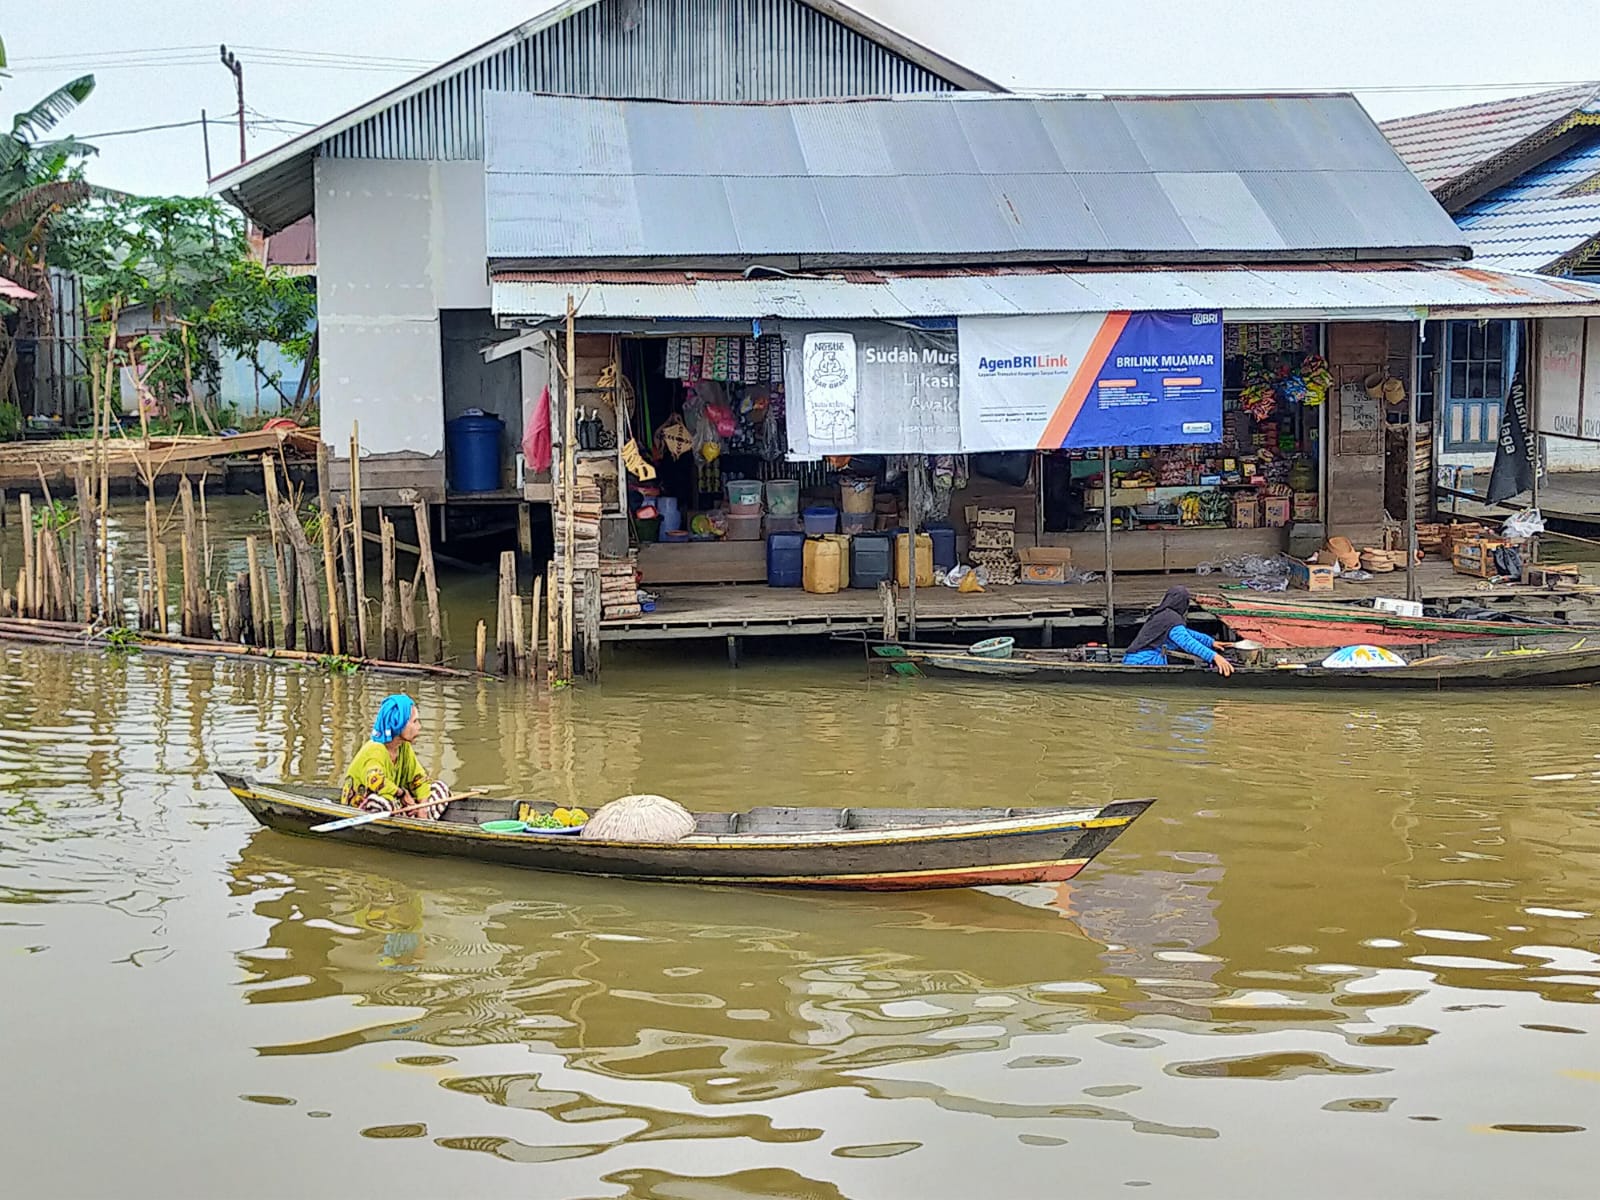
[371,694,415,744]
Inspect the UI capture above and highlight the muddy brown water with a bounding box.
[2,498,1600,1196]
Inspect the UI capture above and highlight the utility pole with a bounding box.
[219,45,245,164]
[200,108,213,179]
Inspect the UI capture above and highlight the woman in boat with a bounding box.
[340,694,452,818]
[1123,587,1236,677]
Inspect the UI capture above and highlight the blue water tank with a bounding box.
[926,522,957,571]
[445,414,505,493]
[766,531,805,587]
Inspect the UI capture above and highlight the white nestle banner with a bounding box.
[802,331,859,447]
[958,311,1224,451]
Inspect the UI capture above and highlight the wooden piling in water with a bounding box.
[316,442,342,655]
[529,574,543,686]
[73,468,96,623]
[545,561,558,680]
[409,499,442,664]
[154,540,169,636]
[380,512,399,662]
[349,423,369,659]
[277,500,327,654]
[179,478,214,639]
[335,498,357,657]
[18,493,33,619]
[260,454,295,651]
[475,620,487,674]
[497,551,515,675]
[246,536,268,648]
[398,579,419,664]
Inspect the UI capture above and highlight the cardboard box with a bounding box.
[974,507,1016,526]
[1262,496,1291,528]
[1288,558,1336,592]
[1231,494,1261,529]
[972,526,1016,550]
[1019,546,1073,566]
[1020,563,1066,584]
[1292,492,1320,520]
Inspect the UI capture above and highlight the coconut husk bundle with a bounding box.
[579,793,696,842]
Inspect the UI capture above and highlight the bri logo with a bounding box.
[1190,312,1220,325]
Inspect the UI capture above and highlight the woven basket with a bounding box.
[580,794,696,843]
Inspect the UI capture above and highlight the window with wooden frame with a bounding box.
[1442,320,1507,452]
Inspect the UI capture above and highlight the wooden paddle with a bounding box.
[312,788,488,833]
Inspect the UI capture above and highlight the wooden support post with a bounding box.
[529,573,543,686]
[179,532,196,637]
[283,552,299,649]
[246,536,269,648]
[398,579,419,664]
[475,619,487,674]
[74,468,96,622]
[180,477,215,639]
[497,550,516,676]
[581,568,602,682]
[143,497,158,628]
[316,442,342,654]
[410,500,443,664]
[18,493,33,619]
[511,595,526,679]
[726,634,740,669]
[545,561,558,679]
[349,423,369,659]
[878,580,897,642]
[517,503,533,563]
[560,295,577,684]
[222,576,241,643]
[153,540,169,636]
[336,499,357,657]
[199,474,213,583]
[261,455,294,651]
[277,500,327,654]
[380,512,399,662]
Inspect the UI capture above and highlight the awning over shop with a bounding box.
[492,262,1600,327]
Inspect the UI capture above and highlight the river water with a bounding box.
[3,627,1599,1198]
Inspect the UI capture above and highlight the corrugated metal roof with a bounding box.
[484,92,1467,266]
[490,262,1600,323]
[1381,83,1600,197]
[212,0,997,233]
[1455,138,1600,272]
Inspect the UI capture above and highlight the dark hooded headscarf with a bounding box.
[1125,587,1193,655]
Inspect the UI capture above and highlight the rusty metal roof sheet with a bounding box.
[485,92,1467,267]
[491,261,1600,324]
[1381,84,1600,197]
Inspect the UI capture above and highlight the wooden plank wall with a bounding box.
[1325,322,1390,547]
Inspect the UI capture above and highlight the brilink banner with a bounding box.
[958,311,1224,451]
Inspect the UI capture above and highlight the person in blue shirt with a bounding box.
[1122,586,1236,676]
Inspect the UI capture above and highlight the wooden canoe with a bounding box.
[907,643,1600,689]
[217,773,1153,892]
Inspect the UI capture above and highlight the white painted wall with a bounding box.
[1439,436,1600,476]
[314,158,491,458]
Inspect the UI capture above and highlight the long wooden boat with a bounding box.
[904,642,1600,689]
[217,773,1152,892]
[1200,593,1600,649]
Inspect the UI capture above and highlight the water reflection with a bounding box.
[2,639,1599,1197]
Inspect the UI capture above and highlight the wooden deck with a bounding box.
[601,562,1600,643]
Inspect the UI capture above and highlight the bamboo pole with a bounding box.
[380,512,399,661]
[409,499,442,663]
[199,474,213,584]
[73,467,96,623]
[349,423,369,659]
[95,307,116,620]
[398,579,419,664]
[316,441,342,655]
[179,532,195,637]
[260,454,295,651]
[560,294,577,683]
[18,492,33,619]
[246,536,268,648]
[179,477,214,638]
[474,619,487,674]
[545,561,558,679]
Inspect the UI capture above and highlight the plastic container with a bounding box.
[480,819,528,833]
[839,475,876,514]
[633,515,661,544]
[895,532,934,588]
[657,495,682,534]
[726,514,762,541]
[803,536,843,594]
[766,532,805,587]
[971,636,1015,660]
[822,534,851,591]
[926,522,957,571]
[850,532,893,589]
[765,514,802,536]
[765,479,800,517]
[728,501,762,518]
[445,414,505,493]
[840,510,872,535]
[803,506,838,536]
[662,528,690,544]
[726,480,763,508]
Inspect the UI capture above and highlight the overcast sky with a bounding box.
[7,0,1597,197]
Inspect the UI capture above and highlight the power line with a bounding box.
[77,116,314,139]
[14,43,433,68]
